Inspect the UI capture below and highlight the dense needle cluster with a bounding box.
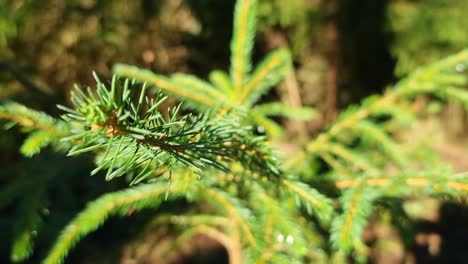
[59,74,280,183]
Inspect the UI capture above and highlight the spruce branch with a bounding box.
[282,179,334,225]
[42,181,180,264]
[0,101,66,134]
[238,49,292,105]
[112,65,219,110]
[253,102,316,120]
[334,170,468,196]
[230,0,258,90]
[202,188,258,249]
[287,48,468,172]
[150,214,241,264]
[112,0,310,138]
[209,70,234,96]
[352,120,406,167]
[0,101,69,156]
[250,183,309,260]
[11,187,47,262]
[60,74,280,182]
[176,224,242,264]
[311,142,379,175]
[330,181,377,253]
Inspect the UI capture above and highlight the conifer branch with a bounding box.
[0,101,69,156]
[209,70,234,96]
[334,172,468,196]
[331,182,376,253]
[253,102,316,120]
[250,183,309,259]
[42,181,179,264]
[0,101,68,136]
[287,48,468,171]
[230,0,257,90]
[151,214,230,228]
[4,2,468,263]
[113,65,217,108]
[352,120,406,167]
[178,224,242,264]
[203,188,257,249]
[112,0,297,138]
[11,187,46,262]
[239,49,292,104]
[282,179,334,224]
[312,142,379,175]
[60,75,280,181]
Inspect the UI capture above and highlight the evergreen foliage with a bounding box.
[388,0,468,76]
[113,0,314,138]
[1,0,468,263]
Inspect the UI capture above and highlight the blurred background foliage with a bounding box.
[388,0,468,76]
[1,0,468,263]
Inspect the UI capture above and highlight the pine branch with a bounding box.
[112,0,297,138]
